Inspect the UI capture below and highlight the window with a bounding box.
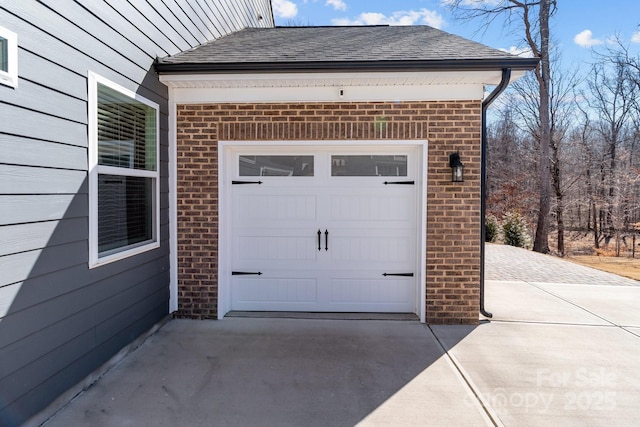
[239,155,314,176]
[88,72,159,267]
[331,155,408,176]
[0,26,18,88]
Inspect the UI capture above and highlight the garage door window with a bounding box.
[331,155,407,176]
[240,155,314,176]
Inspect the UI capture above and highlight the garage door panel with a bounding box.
[330,277,414,305]
[330,235,413,264]
[329,193,414,222]
[233,277,318,306]
[235,193,318,225]
[236,233,318,262]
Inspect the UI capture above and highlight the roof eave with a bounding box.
[154,58,539,74]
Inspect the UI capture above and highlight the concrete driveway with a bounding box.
[37,244,640,426]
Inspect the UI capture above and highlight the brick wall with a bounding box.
[176,101,482,324]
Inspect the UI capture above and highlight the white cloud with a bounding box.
[273,0,298,19]
[632,30,640,43]
[500,46,534,58]
[573,30,604,48]
[332,9,445,28]
[325,0,347,11]
[440,0,501,6]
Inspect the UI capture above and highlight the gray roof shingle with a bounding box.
[156,26,537,73]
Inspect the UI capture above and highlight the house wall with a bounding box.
[175,101,482,324]
[0,2,272,425]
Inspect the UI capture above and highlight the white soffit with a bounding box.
[159,70,526,103]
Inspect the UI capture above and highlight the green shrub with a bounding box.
[485,215,499,242]
[502,212,531,248]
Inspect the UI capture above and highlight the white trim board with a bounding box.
[168,89,178,313]
[159,69,527,104]
[159,70,525,87]
[168,84,483,104]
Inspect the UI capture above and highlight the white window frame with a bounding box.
[0,26,18,88]
[88,72,160,268]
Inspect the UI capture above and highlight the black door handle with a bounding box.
[317,229,321,251]
[324,229,329,251]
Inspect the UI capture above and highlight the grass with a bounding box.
[566,255,640,281]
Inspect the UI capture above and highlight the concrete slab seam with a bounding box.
[525,281,640,340]
[485,319,618,328]
[425,324,502,427]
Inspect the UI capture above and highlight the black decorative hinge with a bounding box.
[383,181,415,185]
[382,273,414,277]
[232,180,263,185]
[232,271,263,276]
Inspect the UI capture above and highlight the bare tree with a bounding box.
[446,0,556,253]
[509,54,580,255]
[583,54,638,238]
[486,108,538,222]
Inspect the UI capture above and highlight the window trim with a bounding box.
[0,26,18,88]
[88,71,160,268]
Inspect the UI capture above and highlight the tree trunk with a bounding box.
[551,135,564,255]
[556,193,565,256]
[533,0,552,254]
[553,165,565,256]
[592,202,599,249]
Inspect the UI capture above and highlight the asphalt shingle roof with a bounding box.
[156,26,538,73]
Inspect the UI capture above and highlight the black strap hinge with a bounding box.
[384,181,414,185]
[382,272,414,277]
[232,180,263,185]
[232,271,263,276]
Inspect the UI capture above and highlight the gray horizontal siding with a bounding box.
[0,302,168,425]
[3,78,86,123]
[0,268,169,378]
[0,135,87,170]
[0,241,88,288]
[0,222,171,288]
[187,0,224,39]
[0,165,87,194]
[39,0,158,68]
[19,49,87,100]
[0,102,87,145]
[0,0,272,424]
[74,0,174,58]
[0,5,166,97]
[144,2,208,50]
[0,249,170,325]
[152,0,209,45]
[0,195,87,225]
[0,288,168,415]
[0,218,87,257]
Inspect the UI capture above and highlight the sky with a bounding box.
[270,0,640,70]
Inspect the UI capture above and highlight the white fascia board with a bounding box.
[169,84,484,104]
[159,70,505,87]
[159,70,506,103]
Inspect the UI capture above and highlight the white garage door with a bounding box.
[229,147,419,313]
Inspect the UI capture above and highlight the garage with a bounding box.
[221,144,424,314]
[160,25,537,323]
